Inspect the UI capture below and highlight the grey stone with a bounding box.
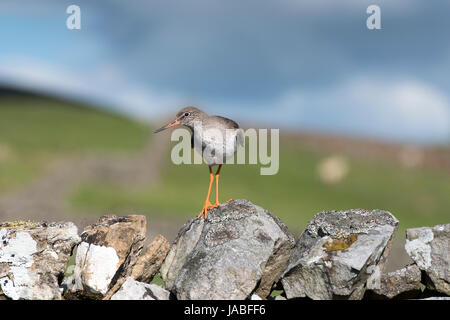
[0,221,80,300]
[281,209,398,300]
[70,215,147,297]
[405,224,450,295]
[103,234,171,300]
[160,199,295,300]
[102,235,170,300]
[110,277,170,300]
[131,234,170,283]
[365,264,422,299]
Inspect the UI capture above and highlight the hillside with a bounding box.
[0,88,149,195]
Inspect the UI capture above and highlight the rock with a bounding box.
[365,264,422,299]
[0,260,9,278]
[281,209,398,300]
[71,215,146,297]
[101,276,127,300]
[160,199,295,300]
[405,224,450,295]
[102,234,170,300]
[110,277,170,300]
[131,234,170,283]
[0,221,80,300]
[250,294,262,300]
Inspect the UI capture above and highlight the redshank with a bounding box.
[154,106,243,219]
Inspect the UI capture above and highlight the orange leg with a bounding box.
[197,167,215,219]
[211,165,232,208]
[210,165,222,208]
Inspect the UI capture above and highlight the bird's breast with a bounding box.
[192,128,239,165]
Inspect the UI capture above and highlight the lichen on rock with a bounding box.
[0,220,38,229]
[322,233,359,252]
[405,224,449,295]
[281,209,399,300]
[68,215,147,298]
[365,264,422,299]
[0,221,80,300]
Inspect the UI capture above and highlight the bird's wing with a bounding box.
[210,116,244,147]
[210,116,239,129]
[186,126,194,148]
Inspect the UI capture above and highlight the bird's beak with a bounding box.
[154,119,181,133]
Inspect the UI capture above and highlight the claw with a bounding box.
[197,201,214,219]
[210,202,221,209]
[197,207,207,219]
[196,165,230,220]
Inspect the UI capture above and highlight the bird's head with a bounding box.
[154,106,205,133]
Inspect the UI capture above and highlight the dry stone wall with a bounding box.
[0,200,448,300]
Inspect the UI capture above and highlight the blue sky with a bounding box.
[0,0,449,144]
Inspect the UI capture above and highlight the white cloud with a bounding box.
[337,77,449,142]
[217,76,450,144]
[0,57,448,144]
[278,77,450,143]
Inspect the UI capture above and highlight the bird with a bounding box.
[154,106,243,219]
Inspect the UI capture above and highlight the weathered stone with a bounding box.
[160,199,295,300]
[0,221,80,300]
[365,264,422,299]
[110,277,170,300]
[281,209,398,300]
[405,224,450,295]
[102,235,169,300]
[0,261,9,278]
[71,215,146,297]
[102,277,126,300]
[131,234,170,283]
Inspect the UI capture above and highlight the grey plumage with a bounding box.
[154,106,243,166]
[153,106,243,219]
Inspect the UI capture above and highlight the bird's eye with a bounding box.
[184,112,190,117]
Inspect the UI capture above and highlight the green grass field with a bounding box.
[0,97,149,194]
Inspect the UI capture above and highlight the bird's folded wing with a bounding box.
[236,128,245,147]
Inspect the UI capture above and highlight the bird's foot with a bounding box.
[196,199,233,219]
[196,207,208,219]
[197,201,215,219]
[204,199,233,209]
[209,199,232,209]
[210,202,221,209]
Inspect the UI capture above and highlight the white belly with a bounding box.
[193,128,238,166]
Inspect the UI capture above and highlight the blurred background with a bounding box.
[0,0,449,271]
